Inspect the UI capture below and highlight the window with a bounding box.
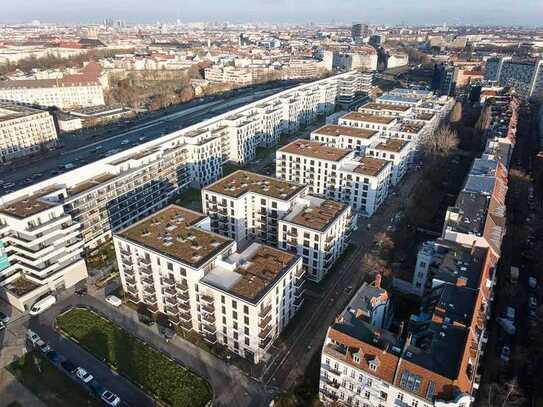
[426,381,436,400]
[232,300,237,309]
[380,391,387,401]
[397,393,404,401]
[353,353,360,363]
[369,361,377,371]
[167,262,173,271]
[400,370,422,393]
[244,305,249,314]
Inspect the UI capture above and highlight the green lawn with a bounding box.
[7,351,101,407]
[57,308,212,407]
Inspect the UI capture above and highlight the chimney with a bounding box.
[470,240,477,256]
[456,276,468,287]
[375,273,382,289]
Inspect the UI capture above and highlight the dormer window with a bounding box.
[353,353,361,363]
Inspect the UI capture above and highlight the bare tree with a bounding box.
[421,125,459,159]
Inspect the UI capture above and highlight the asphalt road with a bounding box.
[260,166,423,388]
[21,293,272,407]
[0,83,297,194]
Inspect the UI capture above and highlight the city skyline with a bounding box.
[1,0,542,26]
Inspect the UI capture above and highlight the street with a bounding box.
[0,82,298,193]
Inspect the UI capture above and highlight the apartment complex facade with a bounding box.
[0,104,58,163]
[0,188,88,311]
[0,72,364,311]
[113,205,304,363]
[276,139,392,217]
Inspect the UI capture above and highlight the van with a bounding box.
[29,295,56,316]
[505,306,516,322]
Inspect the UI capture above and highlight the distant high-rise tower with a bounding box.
[352,23,368,43]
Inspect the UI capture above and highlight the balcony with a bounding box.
[162,276,175,287]
[201,294,214,305]
[179,319,193,331]
[176,280,188,291]
[201,303,215,314]
[203,332,217,344]
[324,363,342,377]
[202,313,216,324]
[141,276,154,286]
[324,377,341,389]
[164,305,178,315]
[258,325,273,340]
[294,296,304,307]
[163,286,176,297]
[259,303,272,318]
[259,314,272,329]
[294,277,305,289]
[177,291,190,303]
[259,335,272,349]
[120,249,131,257]
[179,310,192,322]
[320,389,338,401]
[202,322,217,334]
[138,257,151,266]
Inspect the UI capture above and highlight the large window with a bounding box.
[399,370,422,393]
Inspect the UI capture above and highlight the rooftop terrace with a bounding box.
[0,187,58,219]
[313,124,378,139]
[201,242,298,303]
[283,195,348,232]
[372,138,410,153]
[205,170,305,200]
[361,102,411,112]
[352,157,390,177]
[280,139,352,162]
[341,112,396,125]
[117,205,233,269]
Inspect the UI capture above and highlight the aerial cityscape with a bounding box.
[0,2,542,407]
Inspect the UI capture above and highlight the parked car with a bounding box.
[46,350,61,364]
[61,359,78,374]
[29,295,56,316]
[0,311,10,324]
[500,345,511,363]
[529,277,538,289]
[26,329,41,345]
[101,390,121,406]
[105,295,122,307]
[529,295,537,310]
[37,340,52,353]
[75,367,94,383]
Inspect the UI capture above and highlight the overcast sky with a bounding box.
[1,0,542,26]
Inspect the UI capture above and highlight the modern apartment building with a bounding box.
[276,140,391,217]
[202,170,307,245]
[0,71,367,309]
[204,66,256,87]
[311,124,379,156]
[339,112,398,133]
[0,103,58,164]
[358,102,414,118]
[366,138,413,185]
[113,205,304,363]
[0,188,87,311]
[278,195,355,282]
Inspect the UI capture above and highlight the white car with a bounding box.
[75,367,94,383]
[26,329,41,345]
[101,390,121,406]
[105,295,122,307]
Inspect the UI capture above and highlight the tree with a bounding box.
[480,378,526,407]
[420,125,459,160]
[450,101,463,123]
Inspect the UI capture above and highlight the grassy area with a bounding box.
[86,241,116,270]
[57,308,212,407]
[7,351,101,407]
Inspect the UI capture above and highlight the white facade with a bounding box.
[113,205,304,364]
[366,138,414,185]
[0,82,105,109]
[0,105,58,163]
[202,170,308,245]
[276,140,391,217]
[0,190,88,311]
[278,195,356,282]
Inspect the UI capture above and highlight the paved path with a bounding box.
[33,294,270,407]
[261,167,422,388]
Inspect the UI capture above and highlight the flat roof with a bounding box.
[372,139,410,153]
[68,173,117,196]
[201,242,298,302]
[361,102,411,112]
[0,104,45,123]
[341,112,396,124]
[0,187,58,219]
[117,205,233,269]
[205,170,305,201]
[352,157,390,177]
[397,121,425,133]
[283,195,348,231]
[313,124,378,140]
[279,139,352,162]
